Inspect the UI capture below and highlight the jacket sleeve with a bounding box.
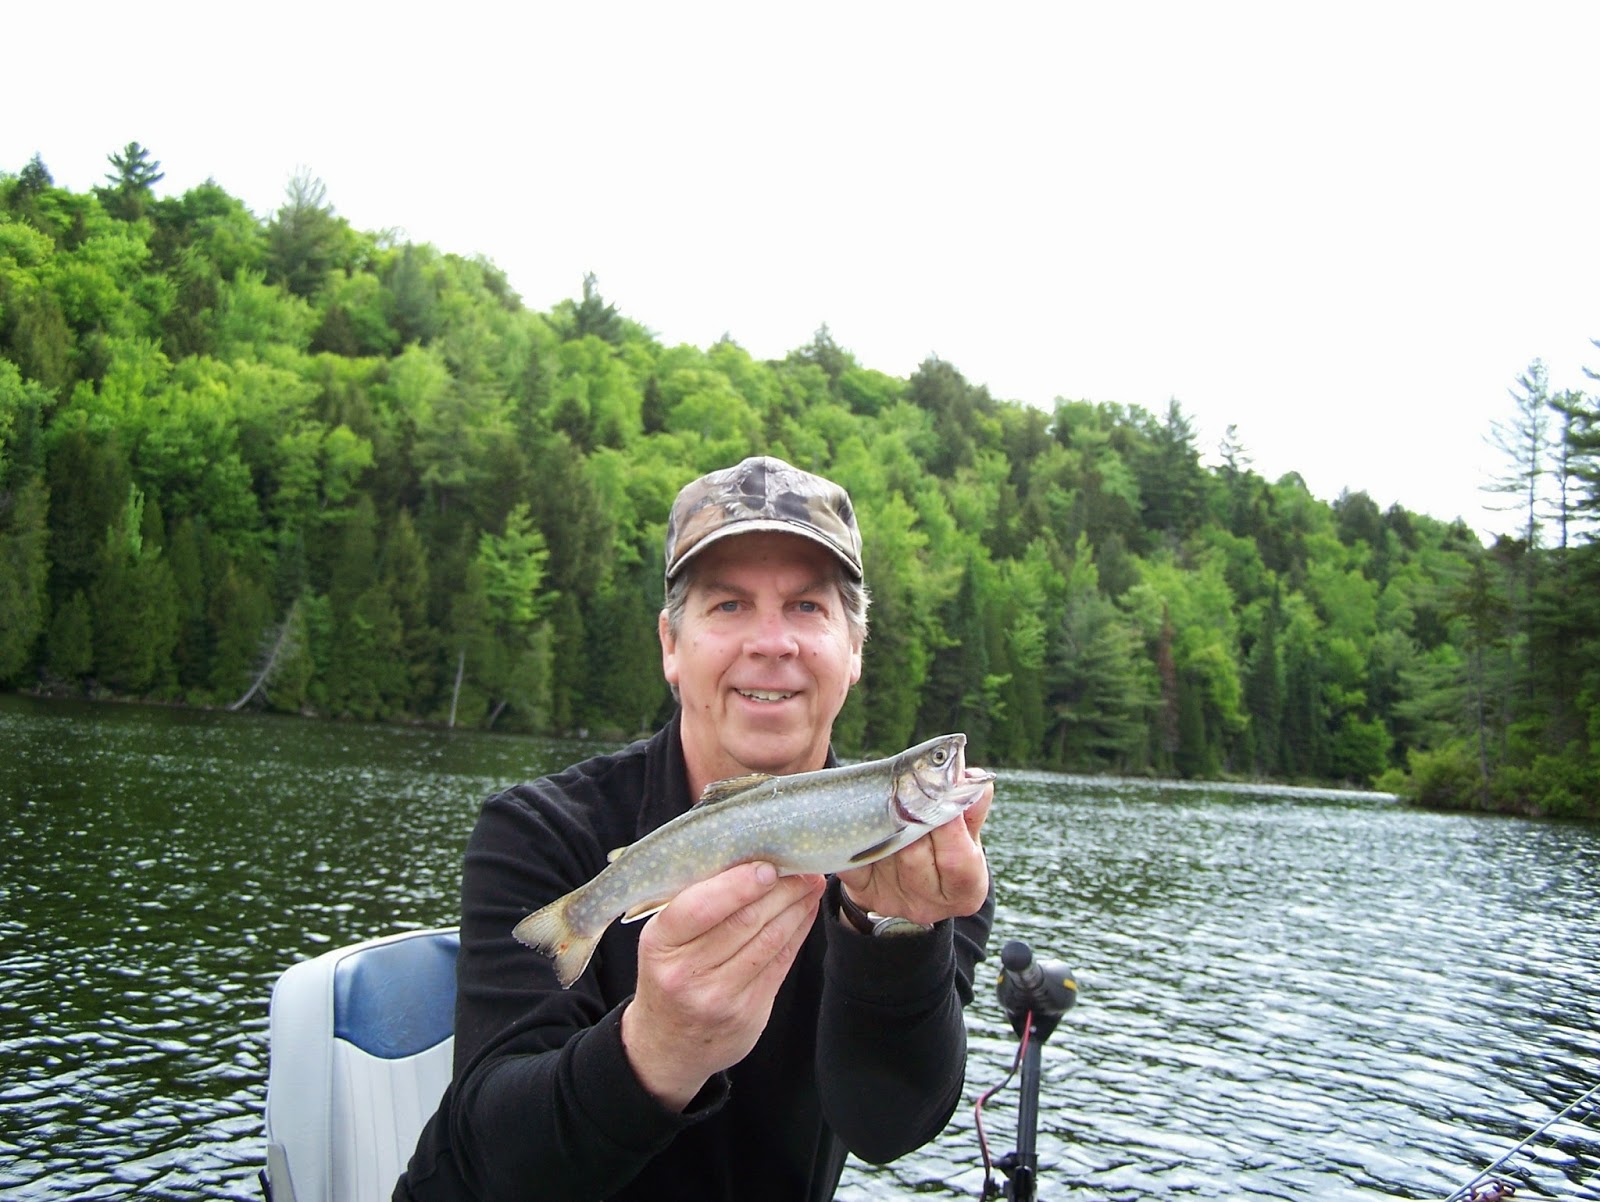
[398,780,727,1202]
[813,873,994,1164]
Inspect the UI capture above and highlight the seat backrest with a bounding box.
[263,928,459,1202]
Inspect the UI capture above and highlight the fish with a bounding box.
[513,732,996,988]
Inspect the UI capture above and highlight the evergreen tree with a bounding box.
[1043,582,1154,771]
[45,428,131,599]
[0,362,50,682]
[1153,604,1180,773]
[381,508,437,712]
[905,357,991,477]
[1137,399,1208,544]
[1174,672,1214,779]
[1449,550,1513,802]
[581,565,668,738]
[350,587,410,718]
[266,171,354,300]
[1281,628,1326,780]
[562,273,624,346]
[89,486,180,694]
[1488,360,1551,552]
[165,515,212,691]
[99,141,163,220]
[105,141,164,192]
[0,476,50,682]
[208,562,274,702]
[45,589,93,684]
[387,244,441,346]
[18,153,53,194]
[915,561,994,752]
[1244,593,1283,776]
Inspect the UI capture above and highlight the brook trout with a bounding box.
[513,732,994,987]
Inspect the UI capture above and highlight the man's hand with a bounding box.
[837,773,993,927]
[620,862,825,1112]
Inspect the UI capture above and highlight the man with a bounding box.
[396,455,994,1202]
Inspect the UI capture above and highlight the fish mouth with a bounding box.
[894,735,994,823]
[901,769,995,823]
[914,763,993,801]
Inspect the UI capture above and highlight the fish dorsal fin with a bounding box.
[696,773,774,806]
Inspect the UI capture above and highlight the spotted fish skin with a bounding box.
[513,733,994,987]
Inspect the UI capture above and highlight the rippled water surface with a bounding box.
[3,695,1597,1200]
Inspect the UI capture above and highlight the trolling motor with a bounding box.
[979,939,1078,1201]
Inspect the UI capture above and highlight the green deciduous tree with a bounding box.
[458,503,555,728]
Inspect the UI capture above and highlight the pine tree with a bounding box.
[1245,593,1284,776]
[1043,543,1154,771]
[381,508,436,712]
[89,487,180,694]
[0,477,50,682]
[266,171,352,299]
[99,141,163,220]
[1281,635,1326,780]
[45,590,93,684]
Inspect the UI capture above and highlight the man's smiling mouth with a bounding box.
[737,689,795,703]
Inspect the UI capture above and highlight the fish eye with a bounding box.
[930,747,949,766]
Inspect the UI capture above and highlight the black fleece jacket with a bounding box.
[394,713,993,1202]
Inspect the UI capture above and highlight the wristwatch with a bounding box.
[838,886,933,938]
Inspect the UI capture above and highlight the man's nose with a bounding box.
[745,609,799,657]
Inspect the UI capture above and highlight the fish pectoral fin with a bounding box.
[696,773,774,806]
[620,896,674,923]
[847,832,905,864]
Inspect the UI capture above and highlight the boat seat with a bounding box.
[262,927,459,1202]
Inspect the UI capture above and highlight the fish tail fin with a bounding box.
[513,900,600,989]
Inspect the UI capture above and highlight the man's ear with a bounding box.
[659,609,679,687]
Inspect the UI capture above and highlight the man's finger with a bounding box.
[960,781,994,839]
[648,861,781,946]
[723,874,824,987]
[648,863,823,969]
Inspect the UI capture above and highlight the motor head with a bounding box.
[996,939,1077,1040]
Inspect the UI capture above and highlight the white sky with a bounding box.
[8,2,1599,541]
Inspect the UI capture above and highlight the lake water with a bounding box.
[2,694,1597,1200]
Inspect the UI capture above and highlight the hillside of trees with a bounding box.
[3,145,1598,817]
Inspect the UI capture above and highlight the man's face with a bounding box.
[660,531,863,791]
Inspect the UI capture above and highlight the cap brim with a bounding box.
[665,519,862,581]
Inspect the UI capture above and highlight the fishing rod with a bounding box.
[976,939,1079,1201]
[1441,1077,1600,1201]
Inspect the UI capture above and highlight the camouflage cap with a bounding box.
[664,455,863,582]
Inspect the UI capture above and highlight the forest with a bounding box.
[3,144,1598,818]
